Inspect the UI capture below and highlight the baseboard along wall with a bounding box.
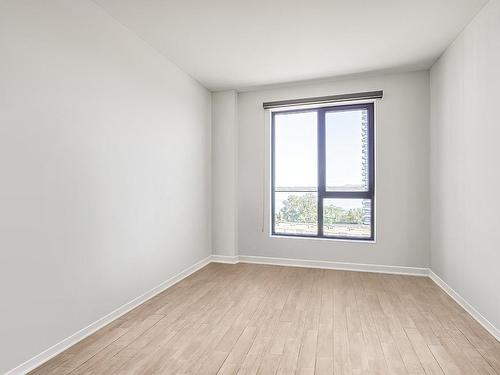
[5,256,212,375]
[428,270,499,342]
[237,255,429,276]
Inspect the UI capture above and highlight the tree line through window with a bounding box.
[271,102,374,240]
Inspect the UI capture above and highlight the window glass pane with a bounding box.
[323,198,371,238]
[325,109,369,192]
[274,111,317,190]
[274,192,317,235]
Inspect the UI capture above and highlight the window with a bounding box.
[271,102,374,240]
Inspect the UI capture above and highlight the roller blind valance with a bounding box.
[262,90,383,110]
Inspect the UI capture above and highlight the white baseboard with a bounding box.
[212,255,429,277]
[210,254,239,264]
[5,255,212,375]
[237,255,429,276]
[429,270,499,342]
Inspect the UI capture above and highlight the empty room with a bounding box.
[1,0,499,374]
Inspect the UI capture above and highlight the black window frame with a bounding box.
[271,102,375,241]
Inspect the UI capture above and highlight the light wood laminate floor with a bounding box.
[30,263,500,375]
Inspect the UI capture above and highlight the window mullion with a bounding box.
[317,109,326,237]
[323,191,371,199]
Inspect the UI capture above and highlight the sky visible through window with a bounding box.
[325,109,366,192]
[275,111,318,189]
[274,109,366,211]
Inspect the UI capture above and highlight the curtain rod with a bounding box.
[262,90,383,109]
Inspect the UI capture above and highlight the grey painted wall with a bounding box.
[237,71,430,267]
[0,1,211,372]
[430,0,500,332]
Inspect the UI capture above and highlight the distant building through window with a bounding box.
[271,102,375,240]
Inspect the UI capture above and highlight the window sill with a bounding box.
[270,234,376,244]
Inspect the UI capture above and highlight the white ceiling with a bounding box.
[93,0,487,91]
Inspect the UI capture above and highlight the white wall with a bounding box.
[430,0,500,332]
[0,1,211,373]
[238,71,430,267]
[212,91,238,257]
